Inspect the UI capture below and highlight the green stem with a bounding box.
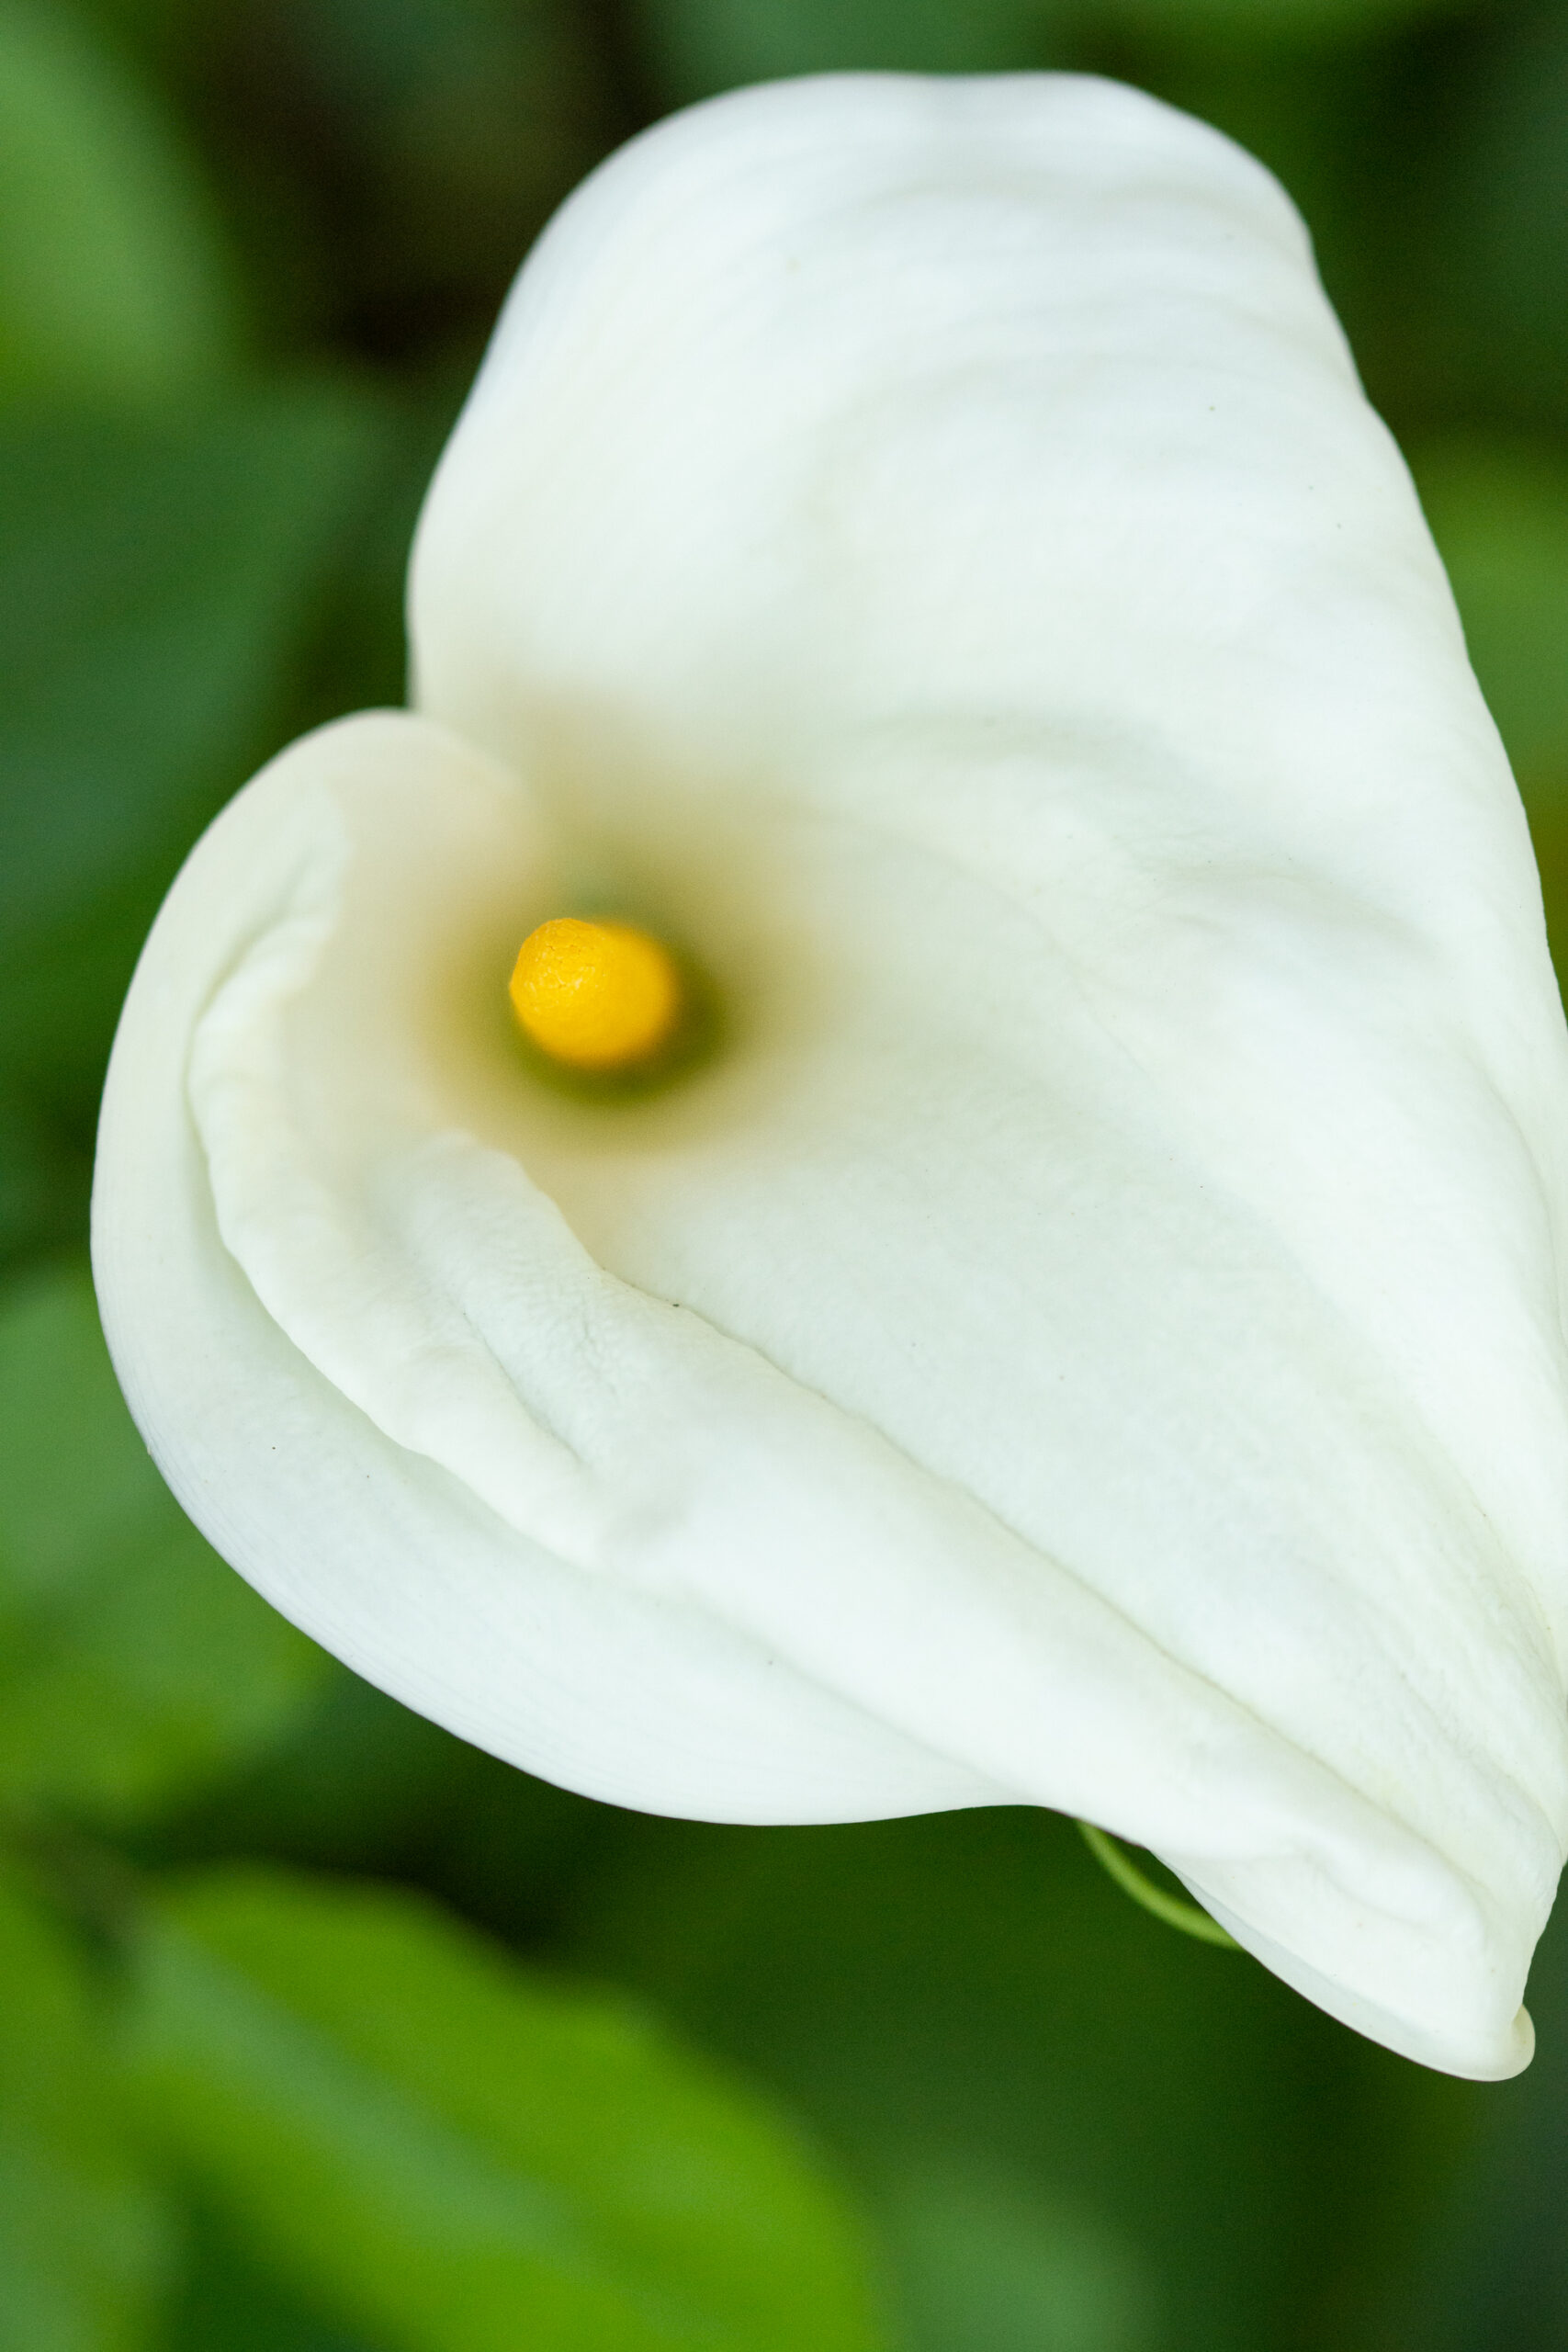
[1077,1821,1240,1951]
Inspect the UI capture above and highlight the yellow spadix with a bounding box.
[509,917,682,1071]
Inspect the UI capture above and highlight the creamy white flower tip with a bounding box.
[94,74,1568,2078]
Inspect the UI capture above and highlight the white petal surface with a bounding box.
[97,712,1007,1826]
[97,75,1568,2076]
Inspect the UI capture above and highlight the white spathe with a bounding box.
[93,73,1568,2078]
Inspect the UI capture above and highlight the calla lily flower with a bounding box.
[93,73,1568,2079]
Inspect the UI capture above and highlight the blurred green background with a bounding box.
[3,1,1568,2346]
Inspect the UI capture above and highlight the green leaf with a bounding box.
[0,1260,328,1826]
[122,1867,888,2352]
[0,1858,173,2352]
[0,1,242,405]
[1411,436,1568,1003]
[1369,1886,1568,2350]
[554,1808,1472,2352]
[633,0,1077,102]
[0,1090,87,1266]
[0,385,393,963]
[1094,0,1455,42]
[877,2153,1158,2352]
[0,383,398,1270]
[1439,12,1568,433]
[637,0,1455,92]
[165,2219,386,2352]
[243,0,619,334]
[1412,436,1568,811]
